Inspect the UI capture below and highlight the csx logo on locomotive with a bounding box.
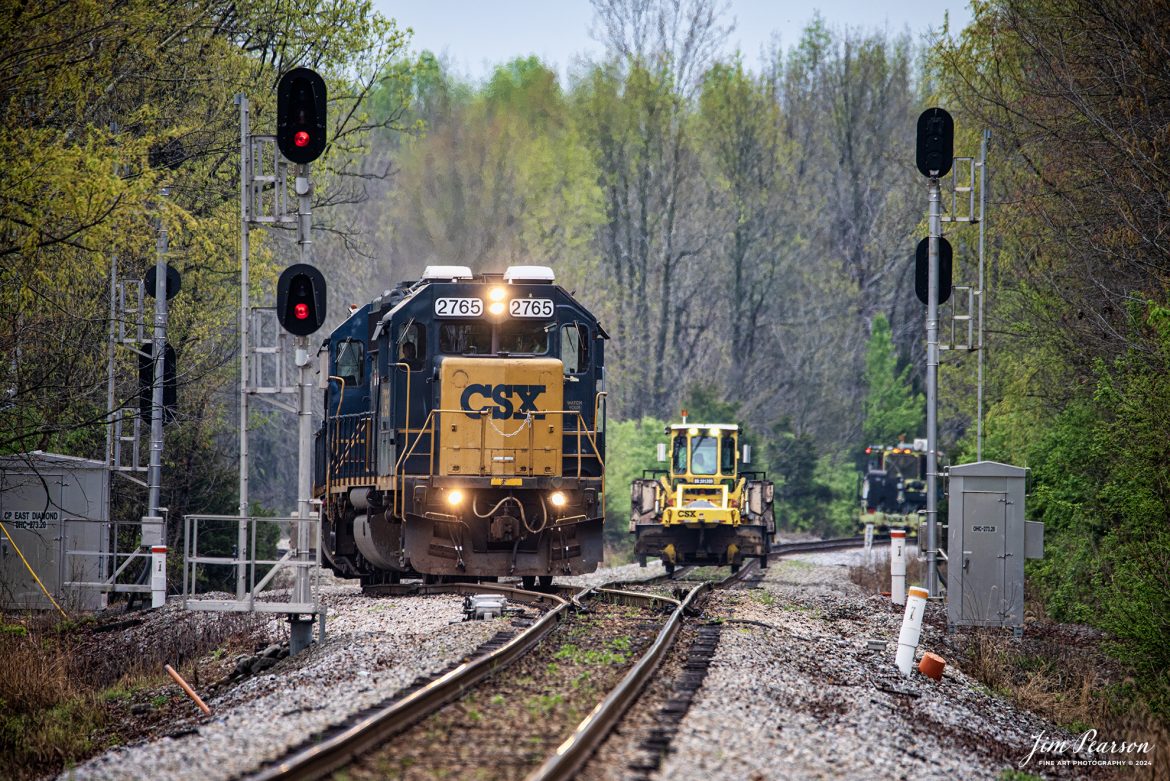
[460,384,547,420]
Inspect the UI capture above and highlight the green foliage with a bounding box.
[1,1,411,550]
[997,303,1170,716]
[769,424,856,536]
[377,55,603,284]
[603,417,668,556]
[862,314,923,446]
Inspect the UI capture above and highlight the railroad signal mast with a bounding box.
[187,69,328,656]
[915,107,953,600]
[274,68,328,655]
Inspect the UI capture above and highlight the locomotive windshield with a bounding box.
[721,436,735,473]
[440,322,491,354]
[884,452,922,480]
[499,321,548,354]
[437,321,550,355]
[691,436,718,475]
[335,338,364,384]
[672,434,687,472]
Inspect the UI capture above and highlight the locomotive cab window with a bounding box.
[335,339,364,385]
[721,436,736,474]
[499,321,548,355]
[560,323,589,374]
[398,323,426,369]
[672,435,687,473]
[690,436,717,475]
[439,321,491,355]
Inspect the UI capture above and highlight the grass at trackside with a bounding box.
[0,611,266,781]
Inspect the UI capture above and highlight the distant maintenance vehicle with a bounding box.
[859,438,933,531]
[630,417,774,574]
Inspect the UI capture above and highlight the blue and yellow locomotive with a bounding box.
[313,265,607,586]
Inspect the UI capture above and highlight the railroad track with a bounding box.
[244,583,566,781]
[245,583,693,781]
[249,534,885,781]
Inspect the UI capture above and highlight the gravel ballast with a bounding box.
[58,585,507,781]
[651,551,1085,780]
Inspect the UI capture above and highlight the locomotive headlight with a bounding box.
[488,301,506,315]
[688,427,699,436]
[489,286,506,301]
[446,489,465,507]
[549,491,567,508]
[708,427,720,436]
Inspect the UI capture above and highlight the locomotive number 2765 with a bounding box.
[509,298,554,318]
[435,297,483,317]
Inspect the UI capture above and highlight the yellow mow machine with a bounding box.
[630,421,774,574]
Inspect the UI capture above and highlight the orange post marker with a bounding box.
[918,652,946,680]
[164,664,211,715]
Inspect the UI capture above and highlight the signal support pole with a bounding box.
[236,93,251,601]
[290,164,315,656]
[916,106,951,601]
[926,178,941,598]
[145,197,170,608]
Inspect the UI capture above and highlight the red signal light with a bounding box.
[294,130,310,148]
[294,302,309,320]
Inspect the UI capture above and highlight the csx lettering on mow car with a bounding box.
[313,265,607,587]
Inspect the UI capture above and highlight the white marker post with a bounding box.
[890,529,906,605]
[896,586,930,676]
[151,546,167,608]
[864,522,874,560]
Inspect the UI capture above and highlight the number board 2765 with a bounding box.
[434,298,483,317]
[509,298,554,318]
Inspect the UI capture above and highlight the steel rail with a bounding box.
[526,533,900,778]
[525,583,705,781]
[244,583,570,781]
[771,533,917,555]
[717,556,761,587]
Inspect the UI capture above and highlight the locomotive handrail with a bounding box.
[391,406,605,522]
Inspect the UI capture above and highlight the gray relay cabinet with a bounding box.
[946,461,1043,633]
[0,452,110,611]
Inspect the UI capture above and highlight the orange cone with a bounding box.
[918,652,946,680]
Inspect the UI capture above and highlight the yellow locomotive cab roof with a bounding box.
[668,424,739,431]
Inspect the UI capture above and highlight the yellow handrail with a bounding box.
[389,406,606,519]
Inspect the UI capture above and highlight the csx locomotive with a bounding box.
[630,419,774,574]
[312,265,607,587]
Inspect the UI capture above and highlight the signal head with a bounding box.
[277,68,327,164]
[276,263,327,336]
[916,107,954,178]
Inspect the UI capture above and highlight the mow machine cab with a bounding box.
[630,418,774,574]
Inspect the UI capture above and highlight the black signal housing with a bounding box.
[916,107,954,178]
[277,263,327,336]
[277,68,327,164]
[915,236,953,305]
